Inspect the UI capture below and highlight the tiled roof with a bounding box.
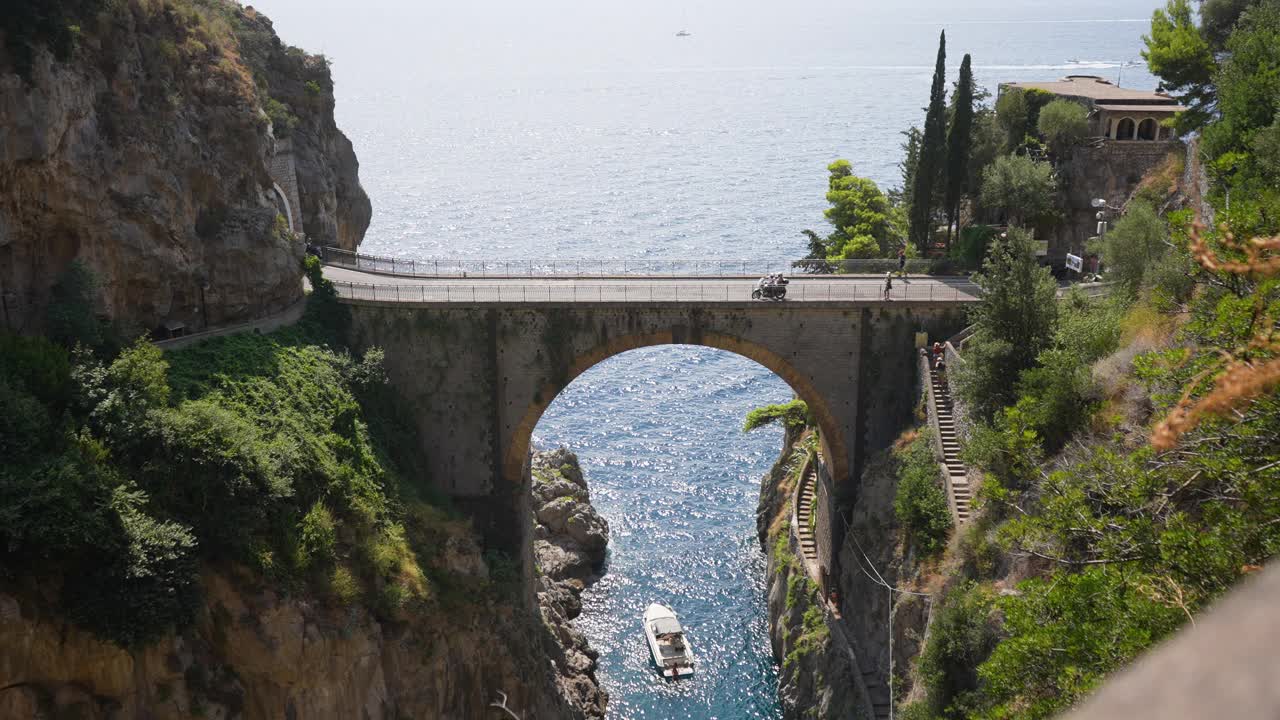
[1003,75,1181,104]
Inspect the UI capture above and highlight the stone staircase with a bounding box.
[795,463,819,566]
[929,363,971,523]
[797,457,891,720]
[863,668,892,720]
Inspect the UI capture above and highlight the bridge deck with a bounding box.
[322,266,981,304]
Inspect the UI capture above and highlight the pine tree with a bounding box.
[909,30,947,254]
[944,53,975,248]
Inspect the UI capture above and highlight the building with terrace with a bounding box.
[1000,75,1186,142]
[996,76,1187,266]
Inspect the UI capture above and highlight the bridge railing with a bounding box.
[328,280,979,303]
[320,246,798,278]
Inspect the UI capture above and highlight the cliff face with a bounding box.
[0,0,368,335]
[756,432,869,720]
[232,9,371,251]
[531,448,610,719]
[0,560,581,720]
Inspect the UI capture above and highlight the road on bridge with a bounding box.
[321,266,982,304]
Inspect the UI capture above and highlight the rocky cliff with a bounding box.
[0,545,583,720]
[0,0,369,336]
[531,448,610,720]
[756,430,870,720]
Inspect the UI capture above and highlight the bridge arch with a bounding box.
[503,330,849,496]
[342,300,970,556]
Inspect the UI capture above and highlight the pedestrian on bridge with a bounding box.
[883,272,893,300]
[897,248,906,276]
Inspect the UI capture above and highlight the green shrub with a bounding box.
[297,502,337,568]
[1097,202,1170,296]
[974,568,1185,719]
[961,405,1043,491]
[1037,99,1089,158]
[1014,349,1097,451]
[62,485,199,648]
[743,399,810,432]
[979,155,1058,227]
[0,378,53,460]
[893,434,953,555]
[330,565,360,605]
[915,582,998,718]
[0,332,72,407]
[0,440,116,558]
[950,225,997,268]
[262,96,299,137]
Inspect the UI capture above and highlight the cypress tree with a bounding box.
[909,30,947,254]
[944,53,975,248]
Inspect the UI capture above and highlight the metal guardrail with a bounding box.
[321,246,798,278]
[328,280,979,303]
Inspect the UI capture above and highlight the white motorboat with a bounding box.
[643,603,695,679]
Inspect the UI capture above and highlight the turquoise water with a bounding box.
[245,1,1161,715]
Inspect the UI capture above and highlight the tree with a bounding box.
[897,125,923,212]
[1200,0,1262,47]
[1143,0,1217,130]
[966,107,1003,210]
[807,160,894,259]
[743,400,810,432]
[909,31,947,254]
[956,227,1059,419]
[1204,1,1280,159]
[944,54,975,248]
[893,434,953,556]
[979,154,1057,227]
[995,88,1055,153]
[995,90,1030,151]
[1037,99,1089,160]
[1096,202,1170,295]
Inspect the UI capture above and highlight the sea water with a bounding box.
[246,1,1161,715]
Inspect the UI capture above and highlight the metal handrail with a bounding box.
[326,279,980,304]
[318,246,983,279]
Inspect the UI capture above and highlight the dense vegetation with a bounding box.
[0,259,478,647]
[798,32,1071,271]
[900,3,1280,716]
[892,433,953,557]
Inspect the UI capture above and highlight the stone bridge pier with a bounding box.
[344,300,968,564]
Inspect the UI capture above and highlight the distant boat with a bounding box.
[676,30,691,37]
[644,603,695,679]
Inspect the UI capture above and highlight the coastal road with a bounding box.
[321,266,982,304]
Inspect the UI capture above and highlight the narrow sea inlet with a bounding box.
[535,346,791,719]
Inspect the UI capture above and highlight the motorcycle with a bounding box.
[752,276,789,301]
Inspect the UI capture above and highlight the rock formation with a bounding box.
[0,1,370,336]
[0,543,583,719]
[531,448,610,719]
[756,432,871,719]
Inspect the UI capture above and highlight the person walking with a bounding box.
[897,248,906,276]
[883,271,893,300]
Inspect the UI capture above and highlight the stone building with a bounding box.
[1002,75,1185,142]
[997,76,1186,264]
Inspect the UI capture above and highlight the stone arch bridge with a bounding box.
[325,266,977,557]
